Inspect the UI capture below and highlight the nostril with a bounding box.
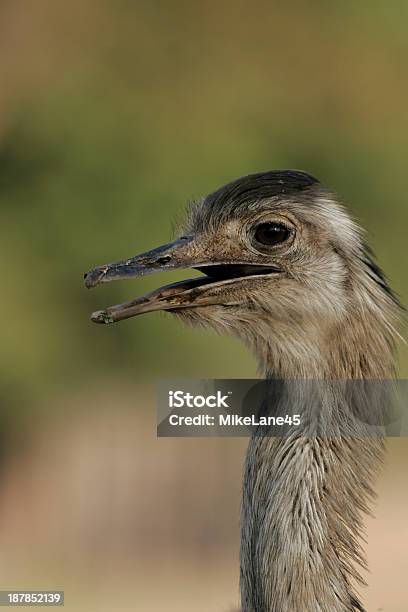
[156,256,171,265]
[83,272,88,279]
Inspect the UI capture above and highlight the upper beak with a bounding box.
[84,236,281,324]
[84,236,196,289]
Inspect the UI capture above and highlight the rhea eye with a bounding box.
[253,222,291,246]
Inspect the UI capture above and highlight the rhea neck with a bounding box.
[239,295,396,612]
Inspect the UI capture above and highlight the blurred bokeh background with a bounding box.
[0,1,407,610]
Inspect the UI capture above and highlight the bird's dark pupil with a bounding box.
[254,223,289,246]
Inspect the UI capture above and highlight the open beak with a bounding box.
[84,236,281,324]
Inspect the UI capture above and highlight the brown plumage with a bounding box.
[85,170,403,611]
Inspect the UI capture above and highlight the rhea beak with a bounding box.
[84,236,281,324]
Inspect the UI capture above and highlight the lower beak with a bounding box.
[84,237,281,324]
[89,276,227,324]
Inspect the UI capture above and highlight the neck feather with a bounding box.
[240,284,400,612]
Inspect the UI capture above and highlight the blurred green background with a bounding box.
[0,2,407,610]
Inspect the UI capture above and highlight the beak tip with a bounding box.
[91,310,114,325]
[84,265,110,289]
[84,272,95,289]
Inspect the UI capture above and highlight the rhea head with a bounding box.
[84,170,398,378]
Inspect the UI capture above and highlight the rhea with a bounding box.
[84,171,402,612]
